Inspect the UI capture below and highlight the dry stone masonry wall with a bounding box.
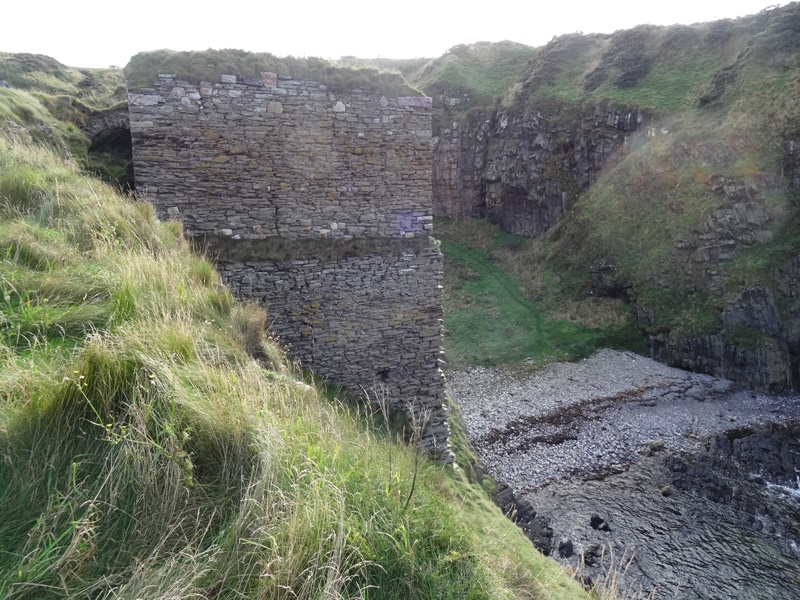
[129,74,433,239]
[128,74,450,458]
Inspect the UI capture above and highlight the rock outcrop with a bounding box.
[432,98,798,390]
[432,97,641,237]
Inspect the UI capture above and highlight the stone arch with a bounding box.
[81,106,130,139]
[82,107,134,190]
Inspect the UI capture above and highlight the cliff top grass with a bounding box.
[125,49,422,96]
[410,41,538,113]
[0,127,590,599]
[498,3,800,118]
[0,52,127,111]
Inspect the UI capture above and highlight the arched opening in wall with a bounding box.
[87,127,134,191]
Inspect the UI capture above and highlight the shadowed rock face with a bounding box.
[431,99,640,237]
[654,254,800,391]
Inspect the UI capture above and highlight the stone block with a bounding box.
[398,96,432,108]
[129,93,164,106]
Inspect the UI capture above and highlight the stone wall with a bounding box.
[209,237,448,454]
[128,74,450,458]
[129,74,433,239]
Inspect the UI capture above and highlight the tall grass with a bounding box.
[0,130,589,598]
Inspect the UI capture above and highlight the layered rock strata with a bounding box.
[431,99,641,237]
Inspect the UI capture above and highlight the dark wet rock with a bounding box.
[558,537,574,558]
[493,482,553,554]
[590,514,611,532]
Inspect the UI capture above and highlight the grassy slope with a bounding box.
[0,53,129,187]
[535,5,800,339]
[431,5,800,367]
[0,129,588,599]
[0,52,126,111]
[436,218,644,371]
[507,9,779,117]
[410,41,538,113]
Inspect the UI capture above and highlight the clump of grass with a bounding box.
[0,129,590,598]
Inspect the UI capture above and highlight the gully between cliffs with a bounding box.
[451,349,800,599]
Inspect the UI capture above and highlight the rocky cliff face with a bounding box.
[432,103,799,391]
[432,98,642,237]
[646,164,798,390]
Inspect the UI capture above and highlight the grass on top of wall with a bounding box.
[0,128,591,600]
[125,49,421,96]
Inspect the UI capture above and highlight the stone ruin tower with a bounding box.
[128,71,449,457]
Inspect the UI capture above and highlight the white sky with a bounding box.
[2,0,788,68]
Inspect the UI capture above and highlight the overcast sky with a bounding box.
[2,0,788,68]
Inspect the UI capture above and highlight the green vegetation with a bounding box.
[411,41,538,113]
[431,5,800,369]
[0,54,131,189]
[125,49,421,96]
[436,218,645,371]
[0,52,126,110]
[0,130,589,598]
[501,5,800,120]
